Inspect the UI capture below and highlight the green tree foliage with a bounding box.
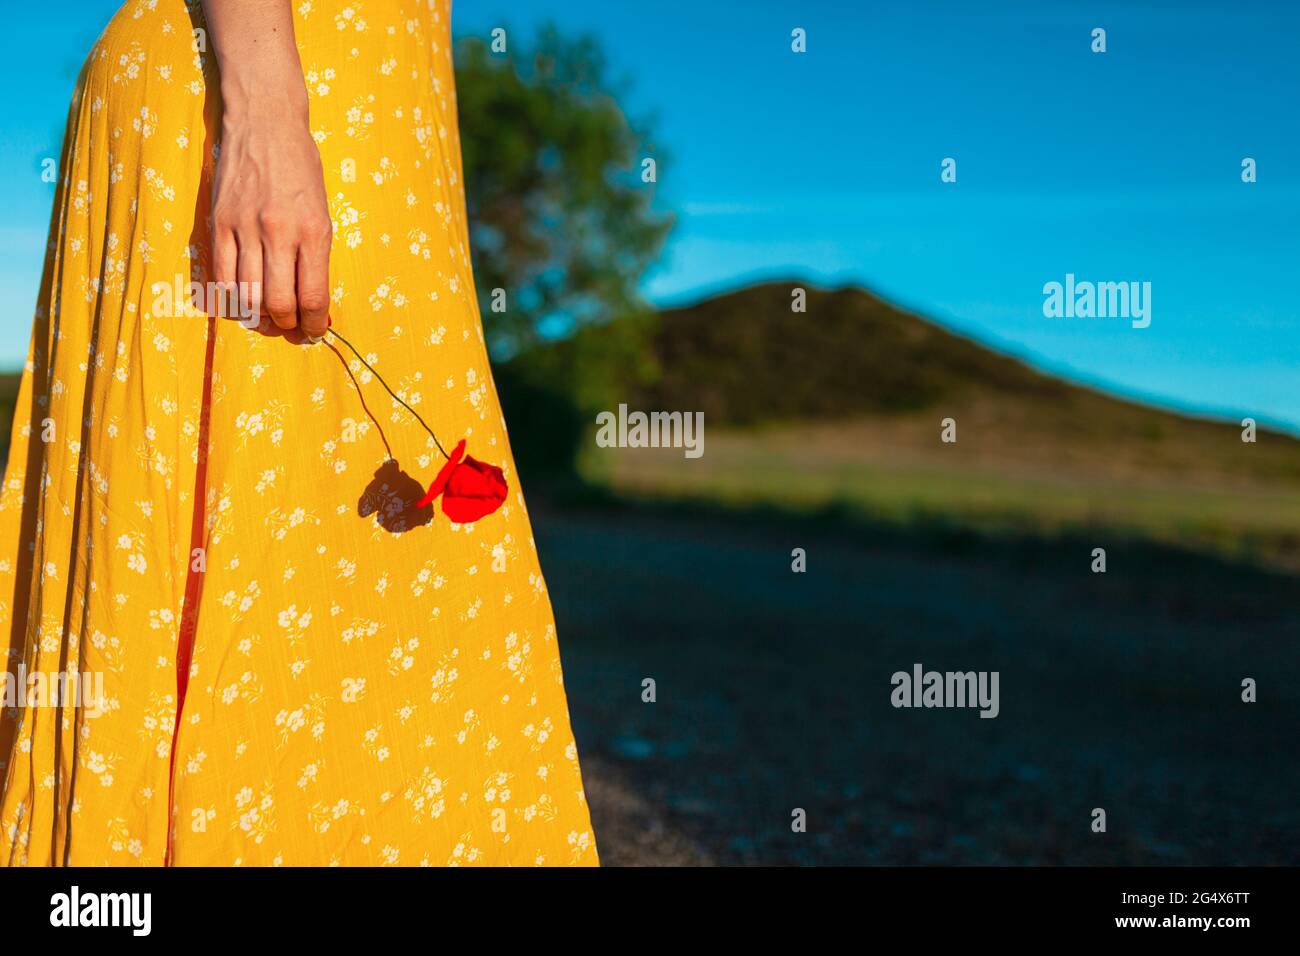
[455,25,672,416]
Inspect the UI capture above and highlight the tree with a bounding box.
[455,24,672,416]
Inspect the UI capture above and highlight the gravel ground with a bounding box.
[537,500,1300,866]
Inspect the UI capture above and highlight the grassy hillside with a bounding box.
[0,372,19,465]
[583,281,1300,570]
[639,282,1079,423]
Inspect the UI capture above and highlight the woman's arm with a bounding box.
[203,0,331,338]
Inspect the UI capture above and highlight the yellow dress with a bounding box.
[0,0,597,866]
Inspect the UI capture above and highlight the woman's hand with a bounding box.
[203,0,331,339]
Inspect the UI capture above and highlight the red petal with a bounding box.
[441,456,508,522]
[416,439,466,509]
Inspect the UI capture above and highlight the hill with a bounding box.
[0,373,18,465]
[642,282,1076,423]
[584,281,1300,569]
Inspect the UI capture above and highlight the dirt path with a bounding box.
[583,754,713,866]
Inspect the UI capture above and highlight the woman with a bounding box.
[0,0,598,866]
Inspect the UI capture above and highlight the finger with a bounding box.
[263,240,299,331]
[211,223,238,318]
[236,237,264,329]
[296,237,330,339]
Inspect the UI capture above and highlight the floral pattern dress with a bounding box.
[0,0,598,866]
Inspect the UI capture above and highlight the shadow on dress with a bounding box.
[358,460,433,534]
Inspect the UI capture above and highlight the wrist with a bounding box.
[219,69,310,130]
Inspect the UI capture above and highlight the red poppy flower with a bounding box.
[416,438,508,522]
[325,327,508,527]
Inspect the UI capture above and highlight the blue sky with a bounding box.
[2,0,1297,430]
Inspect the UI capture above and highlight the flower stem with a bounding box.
[328,329,449,459]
